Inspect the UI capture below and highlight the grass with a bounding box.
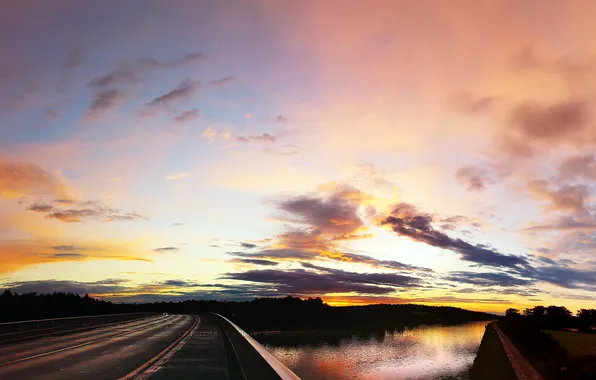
[469,322,516,380]
[546,330,596,358]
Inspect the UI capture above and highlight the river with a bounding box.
[258,320,490,379]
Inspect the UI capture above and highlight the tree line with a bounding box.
[505,305,596,331]
[1,289,497,330]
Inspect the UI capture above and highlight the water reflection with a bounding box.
[259,321,490,380]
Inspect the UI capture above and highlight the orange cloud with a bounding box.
[0,240,152,275]
[0,158,72,199]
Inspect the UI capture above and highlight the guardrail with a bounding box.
[212,313,300,380]
[0,312,158,345]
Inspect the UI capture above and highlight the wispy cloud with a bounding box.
[173,109,200,122]
[164,172,191,180]
[85,89,125,119]
[26,199,147,223]
[153,246,179,252]
[236,133,277,143]
[89,52,205,88]
[208,76,235,86]
[144,79,199,111]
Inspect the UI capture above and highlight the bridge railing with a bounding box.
[0,312,158,345]
[212,313,300,380]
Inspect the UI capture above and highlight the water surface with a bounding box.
[260,321,490,379]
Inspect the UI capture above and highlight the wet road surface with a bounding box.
[0,314,194,380]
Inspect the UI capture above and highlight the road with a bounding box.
[494,323,544,380]
[0,314,196,380]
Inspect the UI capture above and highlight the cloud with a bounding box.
[44,109,60,120]
[527,180,589,215]
[208,76,235,86]
[236,133,277,143]
[26,199,147,223]
[52,245,85,252]
[0,159,70,199]
[455,166,494,192]
[202,127,230,143]
[228,185,431,272]
[381,203,528,269]
[1,279,131,296]
[173,109,200,123]
[450,93,497,114]
[85,89,125,119]
[164,172,191,180]
[503,100,591,156]
[558,153,596,180]
[277,186,368,237]
[144,79,199,111]
[240,242,258,249]
[63,47,84,71]
[153,246,179,252]
[223,265,421,296]
[276,115,288,123]
[263,147,300,156]
[446,271,534,287]
[233,258,279,266]
[89,52,205,88]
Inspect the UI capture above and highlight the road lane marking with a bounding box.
[0,315,176,367]
[119,315,199,380]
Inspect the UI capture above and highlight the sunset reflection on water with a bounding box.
[263,321,490,380]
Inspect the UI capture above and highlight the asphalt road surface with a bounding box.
[0,314,196,380]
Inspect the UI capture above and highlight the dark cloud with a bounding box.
[236,133,277,143]
[89,68,138,88]
[173,222,185,226]
[145,79,199,110]
[52,245,85,252]
[440,215,470,231]
[208,76,235,86]
[276,115,288,123]
[153,247,178,252]
[538,256,557,265]
[173,109,200,122]
[240,242,258,249]
[228,249,431,272]
[455,166,494,191]
[1,279,131,295]
[47,253,87,259]
[89,52,205,88]
[446,271,534,287]
[223,265,421,295]
[26,199,147,223]
[85,89,125,119]
[531,266,596,290]
[277,187,367,237]
[381,203,528,269]
[233,258,279,266]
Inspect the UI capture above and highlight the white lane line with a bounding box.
[0,316,176,367]
[119,315,199,380]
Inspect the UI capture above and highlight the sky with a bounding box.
[2,1,596,314]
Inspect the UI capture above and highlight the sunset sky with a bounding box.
[2,1,596,314]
